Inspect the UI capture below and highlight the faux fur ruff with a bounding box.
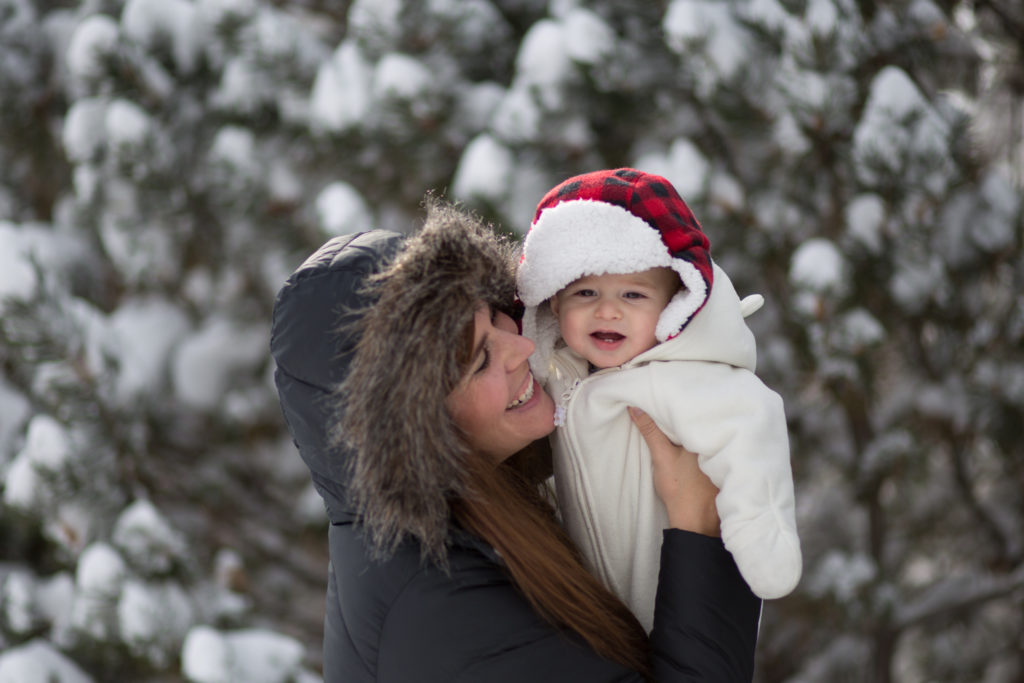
[333,199,519,564]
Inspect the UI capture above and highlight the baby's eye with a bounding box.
[574,289,597,297]
[623,291,647,299]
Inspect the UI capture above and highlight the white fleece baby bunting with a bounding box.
[540,265,801,630]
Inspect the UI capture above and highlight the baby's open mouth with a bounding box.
[591,332,624,342]
[506,374,535,409]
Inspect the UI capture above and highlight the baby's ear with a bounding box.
[548,296,559,316]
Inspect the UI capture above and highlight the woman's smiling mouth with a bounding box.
[506,373,536,409]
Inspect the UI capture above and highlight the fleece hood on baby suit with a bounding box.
[516,168,715,383]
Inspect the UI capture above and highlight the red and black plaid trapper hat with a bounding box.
[517,168,713,380]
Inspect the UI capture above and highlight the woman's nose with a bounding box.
[499,326,535,368]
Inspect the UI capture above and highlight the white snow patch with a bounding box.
[63,97,109,163]
[452,134,514,205]
[182,626,305,683]
[561,8,615,65]
[121,0,205,74]
[3,415,72,511]
[108,297,192,402]
[514,19,572,110]
[112,499,188,575]
[0,378,30,464]
[845,194,886,252]
[310,40,372,132]
[664,0,747,94]
[77,543,128,597]
[633,138,709,200]
[373,52,432,101]
[66,14,120,83]
[315,182,372,236]
[490,84,541,143]
[118,579,195,667]
[171,319,268,410]
[790,238,846,293]
[853,66,951,186]
[1,570,39,635]
[0,639,93,683]
[104,98,152,152]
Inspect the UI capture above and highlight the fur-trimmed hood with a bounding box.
[272,203,519,561]
[320,201,519,565]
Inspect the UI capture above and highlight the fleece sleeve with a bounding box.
[645,362,802,599]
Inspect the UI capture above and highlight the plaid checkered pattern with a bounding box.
[532,168,713,293]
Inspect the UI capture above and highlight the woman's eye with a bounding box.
[475,347,490,374]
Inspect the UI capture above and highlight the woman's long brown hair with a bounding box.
[451,443,652,678]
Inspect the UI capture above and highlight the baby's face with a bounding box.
[550,267,680,369]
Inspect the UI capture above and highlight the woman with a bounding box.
[270,199,760,682]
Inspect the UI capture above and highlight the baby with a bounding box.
[517,168,801,630]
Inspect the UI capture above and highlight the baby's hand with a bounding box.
[628,407,721,537]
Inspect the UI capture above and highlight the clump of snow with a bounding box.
[0,221,71,307]
[853,66,951,188]
[121,0,205,75]
[664,0,746,97]
[560,8,615,65]
[451,134,514,206]
[171,319,268,410]
[118,579,194,667]
[806,550,876,601]
[452,81,505,133]
[210,58,263,114]
[834,308,886,354]
[0,378,30,464]
[789,238,846,293]
[37,572,76,646]
[845,194,886,252]
[112,499,188,575]
[490,85,541,143]
[63,97,109,164]
[181,625,305,683]
[890,254,947,314]
[513,20,572,110]
[315,182,372,236]
[1,570,40,635]
[0,639,93,683]
[772,112,811,157]
[71,543,127,641]
[108,297,191,403]
[77,543,128,597]
[346,0,402,53]
[633,138,709,201]
[373,52,432,102]
[310,40,372,133]
[104,99,152,152]
[209,126,257,176]
[708,171,745,213]
[805,0,838,36]
[3,415,72,511]
[66,14,120,84]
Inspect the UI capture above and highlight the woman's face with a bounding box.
[447,306,555,462]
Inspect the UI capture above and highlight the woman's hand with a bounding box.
[629,407,721,537]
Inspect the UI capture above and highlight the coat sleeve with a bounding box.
[376,531,759,683]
